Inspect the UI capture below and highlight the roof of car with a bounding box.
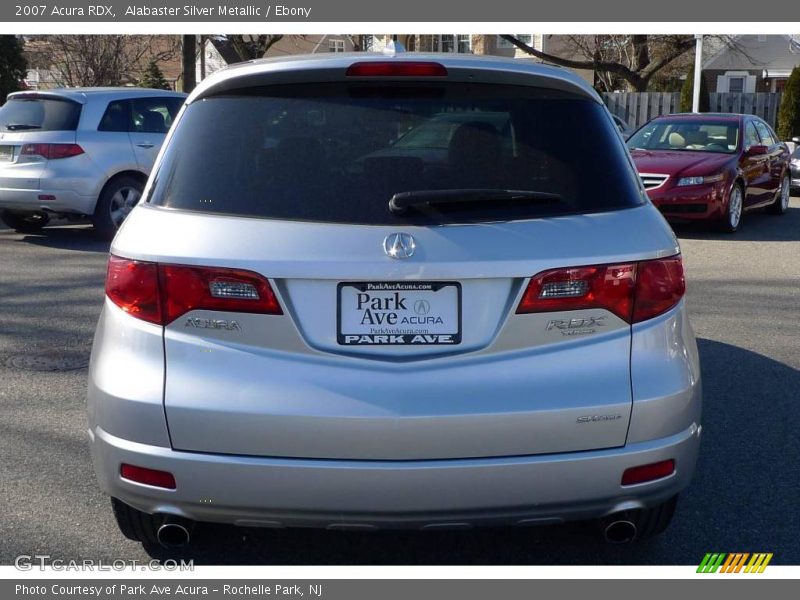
[8,87,187,104]
[189,52,601,105]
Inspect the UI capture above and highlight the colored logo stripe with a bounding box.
[697,552,773,573]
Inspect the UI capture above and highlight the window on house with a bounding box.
[441,35,455,53]
[457,35,472,53]
[328,39,345,53]
[728,77,745,93]
[497,35,533,49]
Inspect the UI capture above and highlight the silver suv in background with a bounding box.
[89,53,702,550]
[0,88,186,238]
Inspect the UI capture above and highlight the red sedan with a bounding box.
[627,113,792,232]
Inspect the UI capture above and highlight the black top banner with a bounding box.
[3,0,799,22]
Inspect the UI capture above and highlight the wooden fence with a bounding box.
[602,92,784,130]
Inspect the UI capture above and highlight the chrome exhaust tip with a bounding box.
[156,516,194,549]
[603,519,637,544]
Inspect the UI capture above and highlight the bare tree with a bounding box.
[42,35,179,87]
[226,35,284,61]
[498,34,745,92]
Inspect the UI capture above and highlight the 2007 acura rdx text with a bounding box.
[87,52,702,550]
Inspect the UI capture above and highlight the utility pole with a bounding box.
[692,34,704,113]
[181,35,196,93]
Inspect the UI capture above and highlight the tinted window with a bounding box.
[0,97,81,132]
[753,121,775,146]
[149,83,643,225]
[98,100,131,132]
[628,119,739,154]
[745,122,760,148]
[131,97,182,134]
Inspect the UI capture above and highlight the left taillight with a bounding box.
[516,255,685,324]
[20,143,84,160]
[105,256,282,325]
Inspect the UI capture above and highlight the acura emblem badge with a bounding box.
[383,233,416,259]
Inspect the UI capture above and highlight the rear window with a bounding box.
[0,97,81,132]
[149,83,644,225]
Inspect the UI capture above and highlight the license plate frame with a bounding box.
[337,281,462,346]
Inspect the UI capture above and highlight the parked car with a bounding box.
[89,53,701,550]
[790,139,800,193]
[627,113,792,232]
[0,88,186,237]
[612,114,635,139]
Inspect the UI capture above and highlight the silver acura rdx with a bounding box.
[88,51,702,550]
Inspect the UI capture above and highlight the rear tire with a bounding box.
[717,183,743,233]
[0,210,50,233]
[92,176,143,240]
[111,498,161,547]
[768,175,791,215]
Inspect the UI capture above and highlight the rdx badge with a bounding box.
[185,318,242,331]
[546,316,606,335]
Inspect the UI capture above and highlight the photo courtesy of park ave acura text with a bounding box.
[0,30,798,567]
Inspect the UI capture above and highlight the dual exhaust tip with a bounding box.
[156,516,194,549]
[602,517,638,544]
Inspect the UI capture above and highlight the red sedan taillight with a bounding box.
[105,255,282,325]
[517,256,685,324]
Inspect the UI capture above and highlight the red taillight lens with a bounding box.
[632,257,685,323]
[621,459,675,486]
[20,143,84,159]
[517,263,636,321]
[159,264,282,323]
[516,256,685,324]
[346,61,448,77]
[105,256,282,325]
[120,464,176,489]
[106,256,162,325]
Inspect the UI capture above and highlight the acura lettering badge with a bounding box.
[383,233,416,259]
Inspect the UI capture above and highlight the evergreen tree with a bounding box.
[776,66,800,140]
[138,60,171,90]
[0,35,27,104]
[679,63,709,113]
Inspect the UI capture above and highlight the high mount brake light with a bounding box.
[516,256,685,324]
[105,256,282,325]
[345,61,448,77]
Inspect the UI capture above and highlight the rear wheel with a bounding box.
[768,174,791,215]
[718,183,743,233]
[0,210,50,233]
[92,176,143,239]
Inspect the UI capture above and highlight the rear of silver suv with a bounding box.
[0,88,185,237]
[88,53,702,550]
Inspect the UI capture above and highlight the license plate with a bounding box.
[337,282,461,345]
[0,146,13,162]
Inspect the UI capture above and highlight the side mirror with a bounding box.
[746,144,769,156]
[792,136,800,144]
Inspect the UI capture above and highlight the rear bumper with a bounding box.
[90,422,701,529]
[0,185,97,215]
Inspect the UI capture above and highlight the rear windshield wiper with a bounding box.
[4,124,42,131]
[389,189,562,214]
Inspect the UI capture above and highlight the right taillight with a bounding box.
[105,255,282,325]
[516,255,685,324]
[631,256,685,323]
